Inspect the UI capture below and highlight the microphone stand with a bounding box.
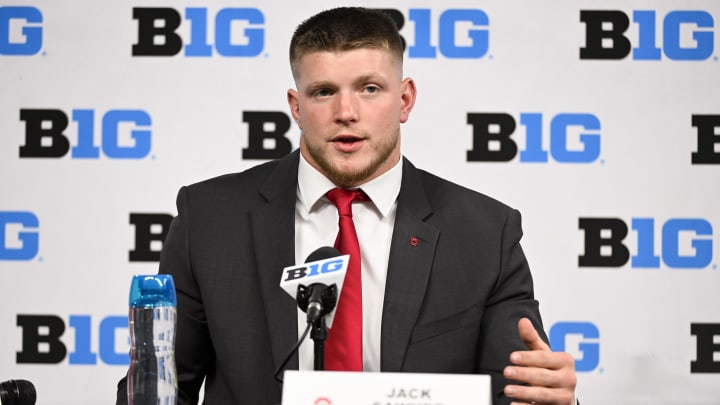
[311,317,328,370]
[296,283,338,371]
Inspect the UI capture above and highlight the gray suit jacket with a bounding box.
[117,150,546,404]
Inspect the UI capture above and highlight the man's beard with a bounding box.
[303,132,399,188]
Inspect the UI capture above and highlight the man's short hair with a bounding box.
[289,7,404,77]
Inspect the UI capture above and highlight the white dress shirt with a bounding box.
[294,153,402,371]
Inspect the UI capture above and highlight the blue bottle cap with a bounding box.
[129,274,177,308]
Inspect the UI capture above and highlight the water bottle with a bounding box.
[128,274,177,405]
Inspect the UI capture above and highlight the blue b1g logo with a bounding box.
[581,10,716,61]
[579,218,715,269]
[549,321,600,372]
[0,211,39,260]
[19,109,153,159]
[380,8,489,59]
[0,6,43,55]
[283,258,346,282]
[466,112,602,163]
[16,314,129,365]
[132,7,265,57]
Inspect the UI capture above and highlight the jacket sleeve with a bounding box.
[115,375,127,405]
[115,186,212,405]
[476,208,547,404]
[159,186,214,404]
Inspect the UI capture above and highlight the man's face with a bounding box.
[288,48,416,188]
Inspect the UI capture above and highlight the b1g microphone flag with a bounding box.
[279,248,349,328]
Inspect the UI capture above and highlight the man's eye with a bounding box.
[314,89,332,97]
[364,86,379,94]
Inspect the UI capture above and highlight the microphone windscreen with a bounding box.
[305,246,341,263]
[0,379,37,405]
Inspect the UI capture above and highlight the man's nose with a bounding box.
[334,92,358,123]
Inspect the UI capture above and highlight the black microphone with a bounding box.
[297,247,342,323]
[305,246,341,263]
[0,379,36,405]
[279,246,348,324]
[274,246,350,378]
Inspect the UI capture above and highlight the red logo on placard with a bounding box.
[314,397,332,405]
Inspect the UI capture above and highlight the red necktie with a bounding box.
[324,188,367,371]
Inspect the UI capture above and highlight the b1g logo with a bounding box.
[549,322,600,372]
[0,6,43,55]
[692,323,720,373]
[579,218,715,269]
[0,211,39,260]
[16,314,129,365]
[129,213,173,262]
[580,10,716,60]
[18,109,152,159]
[692,115,720,164]
[466,113,601,163]
[132,7,264,57]
[379,8,489,59]
[282,257,347,282]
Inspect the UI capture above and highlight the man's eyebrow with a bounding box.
[353,73,384,85]
[306,80,335,88]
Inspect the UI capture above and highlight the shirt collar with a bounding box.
[297,152,402,217]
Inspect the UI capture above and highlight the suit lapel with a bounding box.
[381,159,439,371]
[251,151,301,371]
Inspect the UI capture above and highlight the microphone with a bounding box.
[279,246,349,326]
[0,379,36,405]
[275,247,350,377]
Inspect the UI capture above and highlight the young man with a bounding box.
[118,7,576,405]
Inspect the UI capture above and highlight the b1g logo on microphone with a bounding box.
[132,7,264,57]
[692,115,720,164]
[579,217,716,269]
[0,6,43,56]
[16,314,129,365]
[466,112,602,163]
[580,10,717,61]
[280,254,349,298]
[18,108,153,159]
[282,256,348,282]
[0,211,39,261]
[549,321,600,372]
[378,8,489,59]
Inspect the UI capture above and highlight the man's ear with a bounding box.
[287,88,302,129]
[399,77,417,124]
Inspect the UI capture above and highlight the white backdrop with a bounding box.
[1,1,719,403]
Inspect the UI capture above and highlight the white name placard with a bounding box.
[281,370,490,405]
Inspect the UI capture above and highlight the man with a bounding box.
[118,7,576,404]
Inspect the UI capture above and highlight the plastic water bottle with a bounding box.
[128,274,177,405]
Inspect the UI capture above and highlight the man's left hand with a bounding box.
[503,317,577,405]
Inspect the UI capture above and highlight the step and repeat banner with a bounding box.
[1,1,719,403]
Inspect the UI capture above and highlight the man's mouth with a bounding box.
[331,135,364,152]
[333,135,363,143]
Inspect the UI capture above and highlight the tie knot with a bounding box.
[326,188,368,217]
